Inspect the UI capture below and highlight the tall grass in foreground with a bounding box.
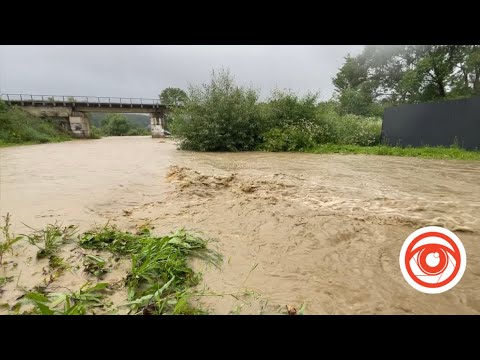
[0,213,22,264]
[23,223,77,259]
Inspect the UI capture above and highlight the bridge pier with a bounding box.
[150,113,165,138]
[69,112,91,138]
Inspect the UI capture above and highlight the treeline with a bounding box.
[169,69,381,151]
[0,102,72,145]
[168,45,480,152]
[89,113,151,137]
[89,113,150,129]
[333,45,480,117]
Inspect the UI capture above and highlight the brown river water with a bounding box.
[1,136,480,314]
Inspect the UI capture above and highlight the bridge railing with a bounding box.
[0,94,162,106]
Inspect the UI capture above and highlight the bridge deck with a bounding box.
[1,94,168,112]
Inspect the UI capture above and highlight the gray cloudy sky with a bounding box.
[0,45,364,100]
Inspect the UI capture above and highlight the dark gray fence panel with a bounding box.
[381,96,480,150]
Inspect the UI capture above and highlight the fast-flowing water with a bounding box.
[1,136,480,314]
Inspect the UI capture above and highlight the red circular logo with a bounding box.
[399,226,466,294]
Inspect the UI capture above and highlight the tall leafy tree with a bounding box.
[333,45,480,115]
[101,114,131,136]
[159,87,188,106]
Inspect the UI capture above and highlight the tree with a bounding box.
[450,45,480,97]
[159,87,188,106]
[101,114,131,136]
[332,45,480,115]
[332,52,384,116]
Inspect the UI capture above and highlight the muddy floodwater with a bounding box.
[1,136,480,314]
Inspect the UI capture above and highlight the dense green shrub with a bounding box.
[261,125,315,152]
[263,90,319,128]
[320,111,382,146]
[260,107,382,151]
[88,126,103,139]
[169,69,265,151]
[261,119,332,151]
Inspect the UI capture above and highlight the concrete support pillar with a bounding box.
[150,113,165,138]
[52,117,71,132]
[69,111,91,138]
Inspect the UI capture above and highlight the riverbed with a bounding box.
[1,136,480,314]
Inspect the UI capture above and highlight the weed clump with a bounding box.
[79,225,221,314]
[83,254,108,278]
[0,213,23,264]
[23,223,77,259]
[24,282,110,315]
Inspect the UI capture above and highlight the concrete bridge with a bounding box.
[0,94,169,138]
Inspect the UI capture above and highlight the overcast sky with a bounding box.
[0,45,364,100]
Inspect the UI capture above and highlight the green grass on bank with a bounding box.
[307,144,480,160]
[0,103,73,146]
[0,139,73,148]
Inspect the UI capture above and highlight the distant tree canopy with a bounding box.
[159,87,188,106]
[89,113,150,129]
[88,113,150,137]
[101,114,131,136]
[333,45,480,116]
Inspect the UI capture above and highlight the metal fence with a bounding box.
[381,96,480,150]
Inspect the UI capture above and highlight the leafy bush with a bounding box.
[321,111,382,146]
[89,126,103,139]
[263,90,319,129]
[260,106,382,151]
[261,121,318,152]
[169,69,264,151]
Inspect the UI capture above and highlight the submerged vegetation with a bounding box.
[0,215,221,315]
[23,223,77,259]
[80,225,221,314]
[25,282,110,315]
[0,101,73,146]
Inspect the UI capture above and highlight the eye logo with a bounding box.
[399,226,466,294]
